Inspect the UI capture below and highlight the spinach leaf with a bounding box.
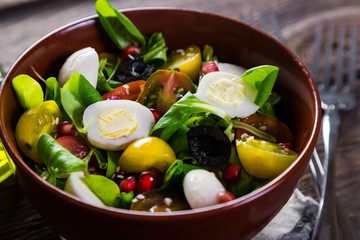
[144,32,167,67]
[61,73,102,131]
[95,0,146,50]
[37,133,87,178]
[241,65,279,107]
[106,150,121,178]
[45,77,61,106]
[151,92,231,141]
[256,92,281,118]
[84,174,121,207]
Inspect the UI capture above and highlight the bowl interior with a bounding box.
[0,7,321,240]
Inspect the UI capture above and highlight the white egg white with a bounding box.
[64,172,105,207]
[183,169,225,209]
[83,100,155,151]
[217,62,247,77]
[195,71,259,118]
[58,47,99,88]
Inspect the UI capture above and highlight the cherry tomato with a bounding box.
[235,114,294,148]
[137,70,196,113]
[56,136,90,159]
[236,138,297,179]
[164,45,202,82]
[101,80,146,101]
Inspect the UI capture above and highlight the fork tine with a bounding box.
[334,21,346,91]
[348,22,358,91]
[323,21,336,89]
[311,20,325,84]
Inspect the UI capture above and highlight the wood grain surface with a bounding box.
[1,0,360,239]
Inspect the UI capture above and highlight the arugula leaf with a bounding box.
[37,133,87,178]
[84,174,121,207]
[95,0,146,49]
[61,73,102,131]
[144,32,167,67]
[241,65,279,107]
[151,92,232,141]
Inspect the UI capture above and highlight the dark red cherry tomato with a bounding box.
[56,136,90,159]
[102,80,146,101]
[235,114,294,148]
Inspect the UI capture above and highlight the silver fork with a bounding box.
[310,20,359,240]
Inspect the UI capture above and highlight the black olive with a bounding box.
[187,125,231,167]
[115,53,155,83]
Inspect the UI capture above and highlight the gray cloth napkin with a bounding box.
[253,189,319,240]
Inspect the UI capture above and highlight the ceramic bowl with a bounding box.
[0,8,321,240]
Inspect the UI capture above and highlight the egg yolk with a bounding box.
[97,108,138,139]
[205,77,245,108]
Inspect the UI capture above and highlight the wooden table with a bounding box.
[1,0,360,239]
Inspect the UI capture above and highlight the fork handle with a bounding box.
[312,105,341,240]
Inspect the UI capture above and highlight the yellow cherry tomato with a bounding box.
[118,136,176,173]
[164,45,202,82]
[236,138,297,179]
[15,100,62,163]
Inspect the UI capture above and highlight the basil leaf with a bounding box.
[144,32,167,67]
[84,174,121,207]
[241,65,279,107]
[61,73,102,131]
[95,0,146,49]
[151,92,231,141]
[37,133,87,178]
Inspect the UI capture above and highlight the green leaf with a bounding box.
[241,65,279,107]
[106,150,121,178]
[45,77,62,107]
[163,160,184,187]
[61,73,103,131]
[144,32,167,67]
[119,191,134,209]
[37,133,87,178]
[151,92,231,141]
[84,174,121,207]
[95,0,146,50]
[12,74,44,110]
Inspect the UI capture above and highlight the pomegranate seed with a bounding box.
[150,109,163,123]
[58,121,76,136]
[202,61,219,75]
[218,191,236,203]
[121,46,141,59]
[137,172,156,194]
[119,176,137,193]
[222,163,242,185]
[147,167,164,186]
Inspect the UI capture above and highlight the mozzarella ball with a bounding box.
[183,169,225,209]
[58,47,99,88]
[83,100,155,151]
[195,71,259,118]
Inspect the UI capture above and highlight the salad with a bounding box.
[11,0,298,212]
